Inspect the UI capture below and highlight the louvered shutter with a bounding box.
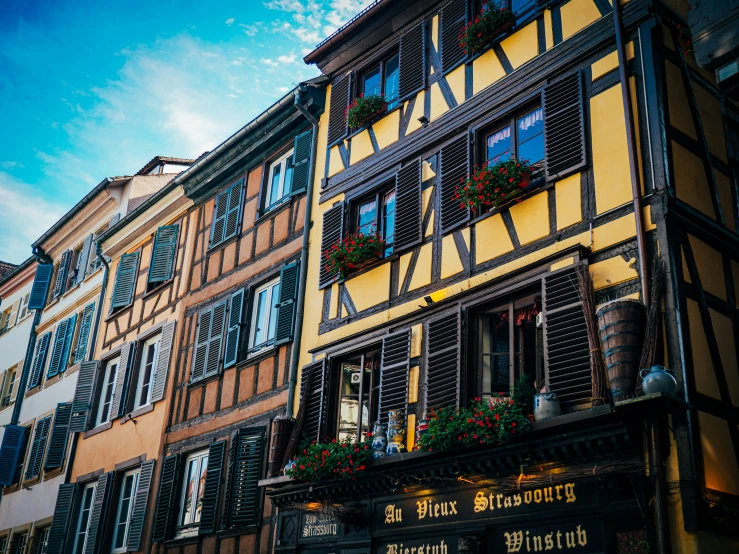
[84,472,113,554]
[301,360,329,443]
[192,308,211,382]
[425,311,461,411]
[274,262,299,346]
[198,441,226,535]
[68,360,99,433]
[73,303,95,363]
[111,253,139,309]
[327,74,351,145]
[291,130,313,195]
[110,342,135,419]
[224,181,243,241]
[44,403,72,471]
[543,72,587,181]
[543,266,592,410]
[440,135,470,233]
[226,428,264,528]
[151,454,180,543]
[0,425,27,485]
[224,290,245,369]
[378,330,411,424]
[76,234,94,285]
[47,319,71,378]
[319,203,344,289]
[220,435,238,531]
[47,483,76,554]
[210,190,228,247]
[60,313,77,375]
[151,322,176,402]
[394,161,423,252]
[28,264,53,310]
[206,301,227,378]
[24,416,51,480]
[441,0,468,72]
[51,250,72,299]
[28,332,51,389]
[399,22,426,98]
[148,225,179,284]
[126,459,155,551]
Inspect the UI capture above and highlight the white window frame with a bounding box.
[133,334,161,410]
[264,149,294,211]
[247,278,280,358]
[2,367,18,407]
[71,483,96,554]
[18,294,30,322]
[177,449,209,532]
[94,356,120,428]
[0,535,7,554]
[111,468,141,553]
[35,527,50,554]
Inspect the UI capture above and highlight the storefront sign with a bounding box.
[491,521,603,553]
[300,512,341,540]
[375,536,458,554]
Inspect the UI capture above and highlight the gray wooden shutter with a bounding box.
[73,303,96,364]
[44,403,72,471]
[47,319,71,378]
[111,253,139,309]
[290,130,313,196]
[543,72,587,181]
[220,435,238,531]
[198,440,226,535]
[440,134,470,234]
[226,428,264,528]
[543,266,592,410]
[69,361,100,433]
[51,250,72,299]
[151,454,179,543]
[205,301,227,378]
[110,342,135,419]
[84,472,114,554]
[210,190,228,247]
[394,160,423,252]
[126,459,155,551]
[148,225,179,284]
[27,332,51,389]
[0,425,27,485]
[301,360,329,443]
[47,483,77,554]
[319,203,344,289]
[224,289,245,369]
[441,0,467,72]
[151,322,176,403]
[59,313,77,375]
[224,181,243,240]
[378,329,411,424]
[28,264,54,310]
[76,234,94,285]
[24,415,52,480]
[399,21,426,98]
[327,74,351,145]
[191,307,212,383]
[425,311,461,411]
[274,262,300,346]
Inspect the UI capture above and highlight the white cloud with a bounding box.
[277,54,297,64]
[0,161,23,169]
[225,17,235,26]
[239,22,263,36]
[262,58,279,67]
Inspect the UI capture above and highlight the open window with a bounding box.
[247,277,280,358]
[335,346,382,442]
[71,482,97,554]
[177,449,209,535]
[111,468,141,553]
[263,149,294,212]
[133,333,161,410]
[357,50,400,109]
[94,356,120,428]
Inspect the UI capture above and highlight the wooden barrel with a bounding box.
[268,416,295,477]
[596,299,646,401]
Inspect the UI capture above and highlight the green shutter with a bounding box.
[24,415,52,480]
[59,313,77,375]
[151,322,176,403]
[111,253,139,309]
[290,130,313,195]
[44,403,72,471]
[198,440,226,535]
[0,425,27,485]
[47,319,71,378]
[84,472,114,554]
[225,428,264,528]
[28,264,53,310]
[206,302,227,377]
[224,289,246,369]
[126,459,155,551]
[73,303,95,364]
[148,225,179,284]
[47,483,77,554]
[274,262,300,346]
[68,361,100,433]
[151,454,180,543]
[210,190,228,247]
[76,234,94,285]
[27,332,51,389]
[110,342,135,419]
[10,425,30,485]
[224,181,243,240]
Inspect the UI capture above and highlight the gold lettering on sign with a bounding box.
[385,504,403,524]
[416,499,458,520]
[472,483,578,515]
[503,526,588,552]
[386,540,449,554]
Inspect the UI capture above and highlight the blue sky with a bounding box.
[0,0,372,264]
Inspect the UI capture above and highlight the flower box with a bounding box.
[455,158,532,212]
[459,3,517,56]
[346,95,387,129]
[324,230,385,279]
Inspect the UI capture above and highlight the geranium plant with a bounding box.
[286,436,373,482]
[459,2,517,56]
[324,230,385,279]
[346,94,387,128]
[418,396,530,453]
[454,158,532,211]
[676,23,692,56]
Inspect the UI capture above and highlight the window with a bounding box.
[13,534,27,554]
[358,50,400,109]
[0,307,12,335]
[474,0,537,24]
[34,528,49,554]
[94,357,120,427]
[353,185,396,257]
[89,224,109,273]
[134,335,160,409]
[210,181,243,248]
[71,483,96,554]
[2,367,17,407]
[485,106,544,173]
[18,294,30,322]
[178,450,208,530]
[336,347,381,442]
[264,150,294,212]
[66,244,84,290]
[248,278,280,357]
[112,469,140,552]
[0,536,7,554]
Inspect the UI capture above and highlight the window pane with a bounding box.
[517,108,543,143]
[253,289,268,347]
[268,163,281,207]
[383,190,396,256]
[194,456,208,524]
[486,126,512,164]
[362,65,381,97]
[138,343,157,407]
[481,312,510,390]
[384,53,400,105]
[267,282,280,342]
[358,199,377,235]
[517,108,545,172]
[180,459,198,525]
[283,156,294,196]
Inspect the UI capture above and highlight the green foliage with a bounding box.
[346,94,387,128]
[324,230,385,279]
[286,436,374,482]
[512,373,535,415]
[458,3,516,55]
[454,158,532,210]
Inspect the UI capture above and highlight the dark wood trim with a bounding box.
[75,468,104,483]
[492,45,513,75]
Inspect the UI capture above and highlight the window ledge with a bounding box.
[188,371,222,389]
[84,421,112,439]
[242,346,277,367]
[216,524,258,538]
[143,280,173,299]
[120,403,154,424]
[255,196,293,226]
[207,233,239,255]
[105,303,133,323]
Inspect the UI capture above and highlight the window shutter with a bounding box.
[84,472,114,554]
[0,425,27,485]
[301,360,329,443]
[110,342,135,419]
[207,302,227,377]
[111,253,139,309]
[224,181,243,241]
[44,403,72,471]
[425,311,461,411]
[68,361,99,433]
[126,459,155,551]
[291,130,313,195]
[399,22,426,98]
[394,160,423,252]
[9,361,22,403]
[274,262,300,346]
[51,251,72,299]
[441,0,468,72]
[76,234,94,285]
[73,303,96,364]
[225,428,264,528]
[47,319,71,378]
[220,435,238,531]
[198,440,226,535]
[210,190,228,247]
[148,225,179,284]
[319,203,344,289]
[28,332,51,389]
[47,483,76,554]
[24,416,51,481]
[151,454,180,543]
[224,290,245,369]
[28,264,54,310]
[327,74,351,146]
[543,266,592,410]
[151,322,176,403]
[191,308,212,383]
[543,72,587,181]
[60,313,77,374]
[439,135,470,234]
[378,329,411,424]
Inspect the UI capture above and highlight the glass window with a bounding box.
[72,483,96,554]
[383,53,400,106]
[0,536,6,554]
[264,149,294,211]
[178,450,209,529]
[95,357,120,427]
[357,199,378,235]
[248,278,280,356]
[362,66,381,98]
[485,106,544,173]
[112,469,140,552]
[359,51,401,110]
[134,335,161,410]
[2,367,17,407]
[383,190,396,257]
[35,528,50,554]
[353,184,396,258]
[336,348,380,442]
[14,534,27,554]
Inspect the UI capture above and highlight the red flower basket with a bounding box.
[346,95,388,128]
[454,158,532,211]
[324,230,385,279]
[458,3,516,56]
